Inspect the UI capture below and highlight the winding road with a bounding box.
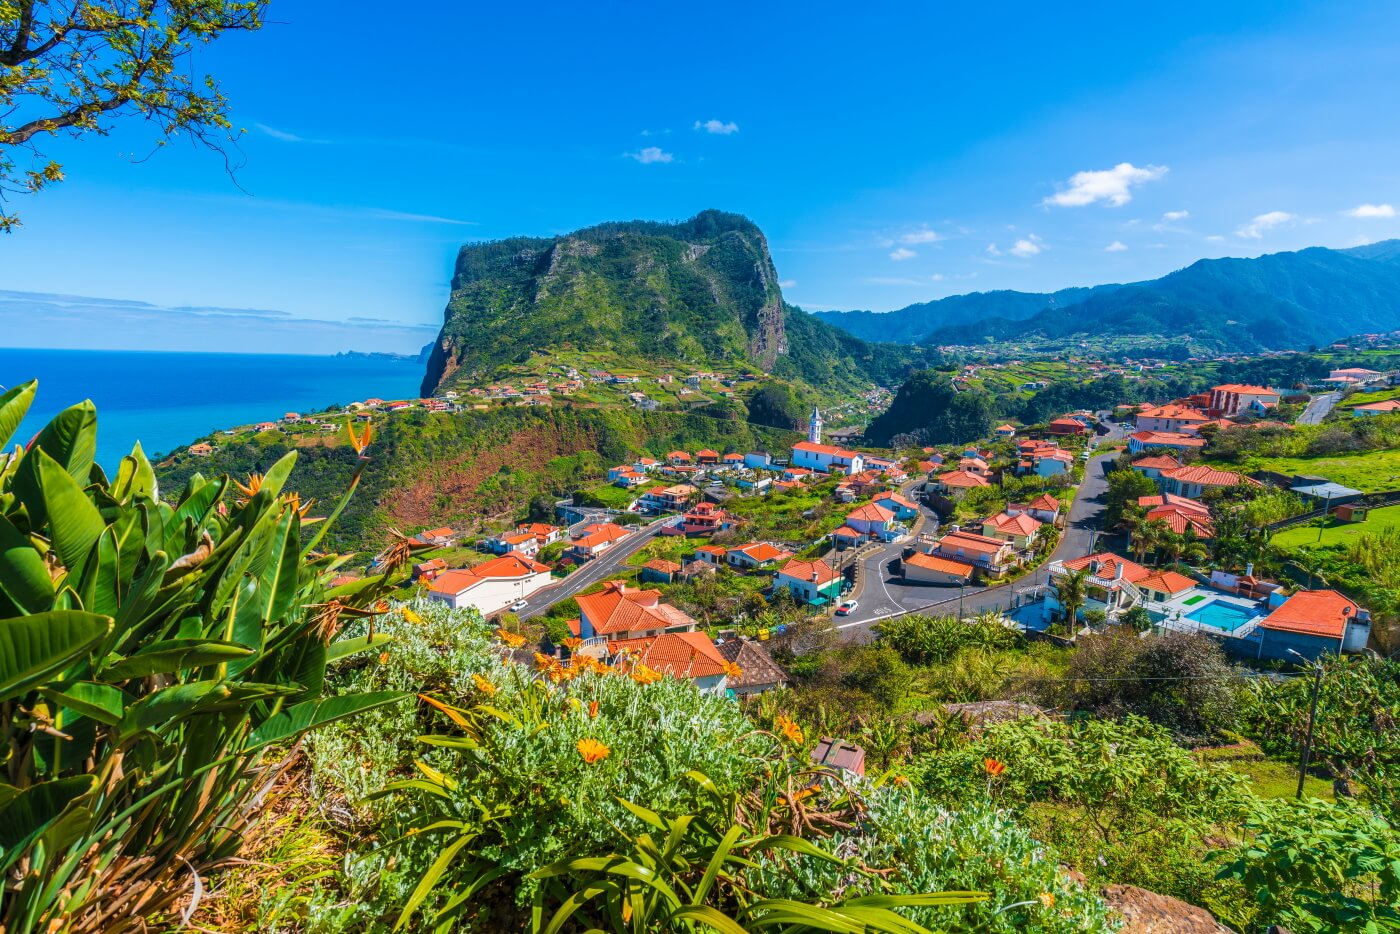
[516,514,676,621]
[1296,391,1340,426]
[836,421,1126,638]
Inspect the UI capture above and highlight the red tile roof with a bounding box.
[1161,465,1259,488]
[793,440,860,458]
[729,542,791,562]
[847,502,895,523]
[1062,552,1151,583]
[1129,430,1206,449]
[626,631,728,679]
[1212,383,1276,395]
[576,581,698,636]
[1138,403,1209,422]
[937,529,1011,555]
[778,558,840,585]
[573,523,631,549]
[1354,399,1400,412]
[1132,454,1183,470]
[983,511,1042,537]
[643,558,682,573]
[936,469,991,488]
[830,525,864,539]
[429,554,551,595]
[1137,570,1198,595]
[1027,492,1060,511]
[874,491,917,510]
[1260,589,1359,639]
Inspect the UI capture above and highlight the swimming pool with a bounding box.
[1185,600,1261,632]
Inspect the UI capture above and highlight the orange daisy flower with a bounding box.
[576,738,610,764]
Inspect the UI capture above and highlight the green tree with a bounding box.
[1052,567,1090,626]
[0,0,265,229]
[1103,468,1159,529]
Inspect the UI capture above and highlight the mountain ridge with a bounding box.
[812,240,1400,351]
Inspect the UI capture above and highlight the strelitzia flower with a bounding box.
[347,418,374,455]
[233,472,265,501]
[984,757,1006,777]
[576,738,610,764]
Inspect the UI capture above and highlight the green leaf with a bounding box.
[41,682,125,726]
[248,691,407,748]
[0,775,95,873]
[0,380,37,451]
[0,611,109,702]
[668,905,749,934]
[35,449,105,578]
[394,833,476,931]
[10,401,98,529]
[326,632,393,663]
[118,681,229,737]
[0,514,54,616]
[100,639,253,681]
[257,451,298,501]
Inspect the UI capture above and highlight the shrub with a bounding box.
[0,383,403,932]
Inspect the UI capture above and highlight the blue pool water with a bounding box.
[1186,600,1260,632]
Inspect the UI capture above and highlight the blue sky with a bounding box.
[3,0,1400,353]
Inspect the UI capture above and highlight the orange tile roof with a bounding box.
[874,491,917,509]
[1062,552,1152,584]
[627,631,728,679]
[1212,383,1276,395]
[643,558,682,573]
[778,558,840,585]
[1354,399,1400,412]
[1129,430,1206,448]
[696,544,728,556]
[1137,570,1198,594]
[936,530,1011,555]
[1260,589,1359,639]
[847,502,895,523]
[696,449,719,458]
[573,523,631,549]
[729,542,791,562]
[936,469,991,488]
[793,440,860,458]
[904,552,975,576]
[1132,454,1183,470]
[1027,492,1060,511]
[1148,507,1215,537]
[429,554,551,595]
[831,525,864,539]
[1138,492,1208,512]
[419,526,455,539]
[576,581,698,636]
[1138,403,1209,421]
[1161,464,1259,488]
[984,511,1042,536]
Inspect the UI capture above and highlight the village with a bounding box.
[181,359,1395,706]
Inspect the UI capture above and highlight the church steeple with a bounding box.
[808,406,824,444]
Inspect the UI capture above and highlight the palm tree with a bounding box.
[1136,518,1173,565]
[1053,567,1091,630]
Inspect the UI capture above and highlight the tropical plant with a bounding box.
[0,381,405,932]
[1050,567,1089,626]
[1215,798,1400,932]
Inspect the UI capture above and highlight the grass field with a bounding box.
[1208,449,1400,492]
[1339,386,1400,409]
[1272,503,1400,549]
[1193,740,1334,800]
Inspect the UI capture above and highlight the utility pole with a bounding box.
[1290,649,1325,799]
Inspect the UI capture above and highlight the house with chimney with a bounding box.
[774,558,843,606]
[927,529,1017,578]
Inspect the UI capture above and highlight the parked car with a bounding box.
[509,600,529,612]
[835,600,859,617]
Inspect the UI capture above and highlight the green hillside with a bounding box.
[421,210,926,397]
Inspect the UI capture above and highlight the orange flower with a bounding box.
[378,651,389,664]
[534,652,557,670]
[775,715,804,746]
[722,661,743,678]
[401,607,423,624]
[562,636,583,650]
[347,418,374,455]
[471,673,497,696]
[893,775,910,787]
[630,664,662,685]
[587,699,600,719]
[498,629,527,649]
[1038,892,1055,908]
[984,758,1006,777]
[576,738,610,764]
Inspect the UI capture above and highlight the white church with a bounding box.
[790,408,865,475]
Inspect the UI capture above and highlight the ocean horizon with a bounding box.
[1,347,425,469]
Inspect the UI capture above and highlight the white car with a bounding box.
[509,600,529,612]
[835,600,859,617]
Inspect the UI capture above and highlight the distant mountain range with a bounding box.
[813,241,1400,352]
[421,210,924,396]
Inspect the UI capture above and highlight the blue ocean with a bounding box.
[1,348,425,469]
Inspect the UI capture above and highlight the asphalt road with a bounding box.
[836,424,1125,637]
[516,515,675,621]
[1297,391,1340,426]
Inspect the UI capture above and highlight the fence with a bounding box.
[1262,488,1400,533]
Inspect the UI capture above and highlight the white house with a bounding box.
[845,502,899,541]
[774,558,843,606]
[427,554,553,615]
[790,441,865,476]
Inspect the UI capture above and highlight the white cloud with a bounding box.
[1162,210,1190,221]
[1347,203,1396,218]
[899,226,940,245]
[255,122,323,144]
[779,279,797,288]
[1043,162,1168,207]
[889,247,917,261]
[930,273,945,281]
[1105,240,1128,252]
[1205,234,1226,242]
[985,243,1001,256]
[694,119,739,135]
[1009,235,1044,258]
[1235,210,1294,239]
[626,146,673,164]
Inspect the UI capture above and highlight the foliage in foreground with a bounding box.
[296,599,1114,932]
[0,382,404,932]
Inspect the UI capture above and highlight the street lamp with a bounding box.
[1286,648,1325,799]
